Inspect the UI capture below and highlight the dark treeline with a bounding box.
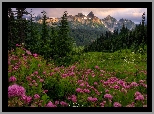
[8,8,74,66]
[69,28,105,46]
[68,21,108,46]
[84,12,147,54]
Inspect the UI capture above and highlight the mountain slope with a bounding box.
[36,12,136,46]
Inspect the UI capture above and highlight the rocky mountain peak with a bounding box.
[78,13,84,17]
[36,12,136,32]
[106,15,112,19]
[87,11,95,18]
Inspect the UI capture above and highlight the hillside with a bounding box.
[8,46,147,107]
[34,12,136,46]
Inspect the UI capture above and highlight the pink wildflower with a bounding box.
[95,66,99,69]
[46,101,57,107]
[8,84,26,98]
[76,88,82,93]
[139,80,144,83]
[104,94,113,100]
[60,101,68,107]
[100,70,105,73]
[16,44,20,47]
[105,89,109,93]
[130,82,138,87]
[54,68,59,72]
[124,85,130,89]
[29,83,33,86]
[87,97,93,102]
[34,71,38,75]
[34,94,40,99]
[104,81,108,85]
[33,53,38,57]
[93,97,98,102]
[26,50,32,55]
[113,102,122,107]
[55,101,59,105]
[134,91,142,97]
[67,96,71,100]
[43,90,48,93]
[78,80,83,83]
[21,95,32,104]
[50,72,54,76]
[37,76,40,79]
[135,94,144,101]
[79,83,85,87]
[94,82,98,85]
[126,102,135,107]
[114,85,120,89]
[87,69,92,72]
[32,80,36,83]
[69,72,75,76]
[87,97,98,102]
[72,96,77,103]
[40,79,44,82]
[100,102,105,107]
[43,71,46,74]
[71,65,76,70]
[62,73,68,78]
[83,89,90,93]
[26,76,32,81]
[141,84,147,88]
[9,76,17,82]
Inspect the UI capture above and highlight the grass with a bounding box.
[8,45,147,107]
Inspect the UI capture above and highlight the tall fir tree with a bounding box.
[55,11,73,58]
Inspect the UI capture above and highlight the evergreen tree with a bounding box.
[40,10,51,60]
[8,8,29,50]
[25,9,40,54]
[15,8,28,44]
[8,8,15,50]
[55,11,73,58]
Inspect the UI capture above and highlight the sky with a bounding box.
[12,8,147,24]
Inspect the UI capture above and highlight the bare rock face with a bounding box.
[38,17,59,24]
[77,13,84,17]
[36,12,136,32]
[87,11,95,18]
[37,11,102,25]
[91,16,102,24]
[102,15,136,32]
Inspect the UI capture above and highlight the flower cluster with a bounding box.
[8,84,26,98]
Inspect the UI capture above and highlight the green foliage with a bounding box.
[8,46,147,107]
[84,13,147,54]
[55,11,73,58]
[8,8,29,50]
[42,75,60,100]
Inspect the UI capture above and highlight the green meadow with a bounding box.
[8,46,147,107]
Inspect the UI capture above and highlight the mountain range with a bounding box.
[36,11,136,32]
[22,12,138,46]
